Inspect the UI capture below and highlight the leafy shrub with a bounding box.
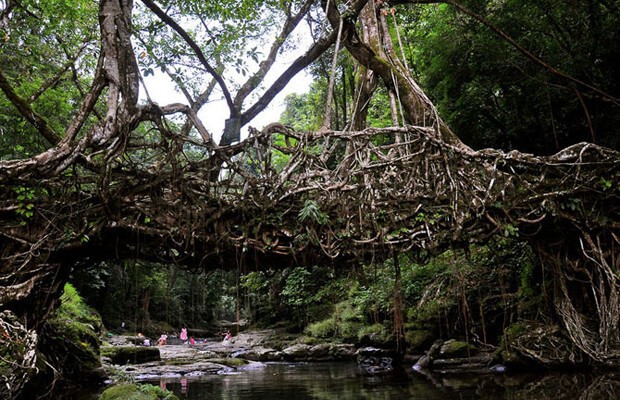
[305,318,335,338]
[357,323,390,346]
[305,300,375,344]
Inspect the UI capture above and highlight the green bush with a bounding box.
[404,329,435,353]
[337,320,363,343]
[305,318,335,338]
[357,323,390,346]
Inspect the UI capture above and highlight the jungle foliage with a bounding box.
[19,284,106,398]
[406,1,620,153]
[282,0,620,154]
[71,261,231,334]
[81,238,538,356]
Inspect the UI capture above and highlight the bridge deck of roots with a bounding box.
[1,123,619,388]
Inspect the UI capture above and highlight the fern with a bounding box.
[298,200,329,225]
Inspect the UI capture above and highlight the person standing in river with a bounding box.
[180,326,188,343]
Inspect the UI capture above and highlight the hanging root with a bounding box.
[0,310,39,399]
[553,230,620,365]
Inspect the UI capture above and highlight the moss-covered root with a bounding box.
[98,383,179,400]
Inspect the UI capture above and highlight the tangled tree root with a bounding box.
[0,310,38,399]
[508,322,588,367]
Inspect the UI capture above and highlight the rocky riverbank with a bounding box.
[101,330,359,380]
[101,329,510,384]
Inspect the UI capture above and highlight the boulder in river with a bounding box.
[101,346,161,365]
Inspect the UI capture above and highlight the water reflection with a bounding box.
[505,372,620,400]
[152,362,620,400]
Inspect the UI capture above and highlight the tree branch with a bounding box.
[28,39,91,104]
[140,0,237,116]
[233,0,314,110]
[240,28,339,127]
[0,69,61,145]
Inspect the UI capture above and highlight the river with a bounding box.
[143,362,619,400]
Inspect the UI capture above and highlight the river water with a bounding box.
[145,362,620,400]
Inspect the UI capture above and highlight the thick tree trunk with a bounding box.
[351,3,380,131]
[1,0,140,396]
[323,0,468,149]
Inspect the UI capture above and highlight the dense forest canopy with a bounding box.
[0,1,619,398]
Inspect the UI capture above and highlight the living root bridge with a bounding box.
[7,123,610,269]
[1,121,619,274]
[1,124,619,393]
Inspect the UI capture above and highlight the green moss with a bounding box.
[46,283,103,355]
[503,322,527,345]
[440,340,474,358]
[39,283,105,379]
[98,383,179,400]
[207,358,249,368]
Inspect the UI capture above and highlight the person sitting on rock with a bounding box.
[222,329,232,344]
[157,333,168,346]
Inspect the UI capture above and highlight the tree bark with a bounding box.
[322,0,468,149]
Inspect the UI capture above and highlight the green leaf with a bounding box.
[298,200,329,225]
